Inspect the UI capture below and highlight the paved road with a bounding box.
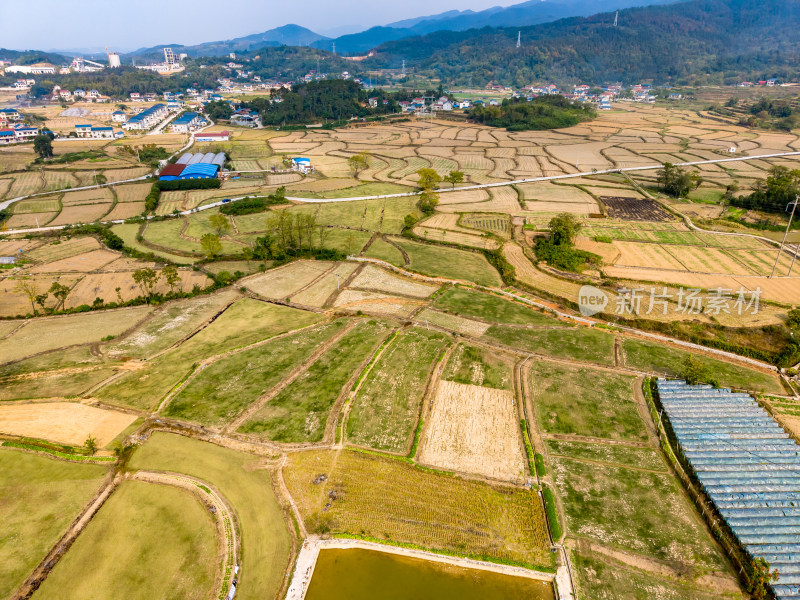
[2,150,799,237]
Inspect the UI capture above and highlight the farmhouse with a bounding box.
[75,124,117,139]
[111,111,127,122]
[290,157,313,174]
[0,108,21,122]
[194,130,230,142]
[0,129,16,145]
[13,126,38,141]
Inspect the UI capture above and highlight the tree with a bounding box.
[161,264,181,294]
[747,557,779,600]
[201,234,222,259]
[35,292,49,313]
[49,281,70,311]
[348,152,370,177]
[14,278,39,315]
[204,100,233,120]
[656,162,692,197]
[419,190,439,215]
[242,246,254,269]
[403,214,419,230]
[416,168,442,191]
[443,170,464,188]
[132,267,159,301]
[681,355,717,386]
[787,308,800,332]
[84,435,98,455]
[209,214,231,237]
[548,213,582,247]
[33,134,53,159]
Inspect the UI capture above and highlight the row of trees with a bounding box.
[14,265,182,315]
[468,96,596,131]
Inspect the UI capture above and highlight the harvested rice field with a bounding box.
[418,380,526,481]
[347,264,439,298]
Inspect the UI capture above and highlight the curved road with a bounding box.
[2,150,799,237]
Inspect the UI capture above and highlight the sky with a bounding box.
[7,0,524,53]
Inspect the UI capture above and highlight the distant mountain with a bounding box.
[312,0,676,54]
[0,48,69,65]
[126,24,328,60]
[365,0,800,86]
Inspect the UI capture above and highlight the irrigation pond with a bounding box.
[304,547,556,600]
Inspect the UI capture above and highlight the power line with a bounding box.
[769,194,799,278]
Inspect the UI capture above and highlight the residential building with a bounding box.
[13,126,38,141]
[194,130,230,142]
[0,129,15,144]
[123,103,168,130]
[0,108,21,122]
[111,111,127,123]
[290,157,313,174]
[169,112,204,133]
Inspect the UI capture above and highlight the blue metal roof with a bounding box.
[179,163,219,179]
[172,112,199,125]
[91,126,113,131]
[0,130,14,137]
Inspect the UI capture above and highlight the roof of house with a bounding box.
[91,126,113,131]
[0,129,15,136]
[195,130,229,138]
[171,112,199,125]
[159,163,186,178]
[76,124,92,128]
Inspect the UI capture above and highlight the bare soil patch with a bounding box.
[600,197,673,222]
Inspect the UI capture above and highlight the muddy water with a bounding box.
[304,548,556,600]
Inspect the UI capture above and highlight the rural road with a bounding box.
[2,150,799,237]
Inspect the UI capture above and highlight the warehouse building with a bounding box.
[159,152,225,180]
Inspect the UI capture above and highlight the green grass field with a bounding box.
[0,448,109,599]
[165,320,347,424]
[545,439,666,471]
[288,196,419,235]
[551,457,726,570]
[571,551,739,600]
[530,362,646,442]
[346,328,450,452]
[621,339,784,394]
[284,448,553,569]
[433,287,563,326]
[391,238,503,287]
[0,368,117,401]
[363,237,405,265]
[128,433,291,600]
[485,326,615,365]
[289,182,413,200]
[96,300,323,410]
[240,319,393,442]
[444,343,513,390]
[111,223,196,264]
[33,480,217,600]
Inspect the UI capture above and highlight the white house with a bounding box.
[13,126,38,141]
[111,111,127,123]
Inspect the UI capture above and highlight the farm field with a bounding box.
[620,338,784,393]
[164,319,348,425]
[418,380,526,481]
[5,104,800,600]
[33,480,218,600]
[0,402,137,447]
[0,306,153,364]
[530,362,646,442]
[283,449,553,568]
[0,449,110,599]
[95,299,323,410]
[129,432,292,600]
[239,319,393,442]
[346,327,450,453]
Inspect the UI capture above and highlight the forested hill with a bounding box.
[365,0,800,86]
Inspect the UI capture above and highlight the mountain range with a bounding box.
[124,0,674,59]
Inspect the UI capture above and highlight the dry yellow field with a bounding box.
[418,380,526,482]
[333,289,425,317]
[348,264,439,298]
[243,260,334,299]
[0,402,136,447]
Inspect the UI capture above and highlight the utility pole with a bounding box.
[770,195,799,278]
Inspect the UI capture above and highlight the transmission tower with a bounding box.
[770,195,799,278]
[517,31,521,48]
[332,42,336,55]
[402,59,406,77]
[613,11,618,26]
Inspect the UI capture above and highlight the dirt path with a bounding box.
[12,472,122,600]
[223,321,357,433]
[541,433,652,448]
[133,470,240,599]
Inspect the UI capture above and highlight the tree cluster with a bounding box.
[731,166,800,214]
[468,96,595,131]
[534,213,600,272]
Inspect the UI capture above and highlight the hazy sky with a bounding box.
[7,0,523,52]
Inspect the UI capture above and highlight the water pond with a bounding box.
[304,547,556,600]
